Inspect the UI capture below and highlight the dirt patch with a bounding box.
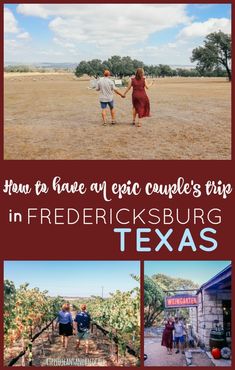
[4,74,231,160]
[4,326,137,367]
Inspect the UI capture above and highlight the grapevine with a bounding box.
[4,280,63,353]
[76,285,140,358]
[4,278,140,366]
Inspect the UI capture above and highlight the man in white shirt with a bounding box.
[174,317,186,354]
[96,70,124,125]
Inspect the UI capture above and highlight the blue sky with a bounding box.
[4,261,139,297]
[145,261,231,286]
[4,4,231,65]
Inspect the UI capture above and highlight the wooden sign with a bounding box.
[165,294,198,308]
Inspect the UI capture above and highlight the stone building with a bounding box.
[189,264,231,350]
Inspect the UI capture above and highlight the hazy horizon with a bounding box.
[4,60,194,67]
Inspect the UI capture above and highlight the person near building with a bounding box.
[161,317,175,354]
[174,316,186,354]
[74,304,91,354]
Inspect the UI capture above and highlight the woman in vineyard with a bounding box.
[56,303,73,349]
[161,317,174,355]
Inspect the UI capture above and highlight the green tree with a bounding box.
[158,64,174,77]
[121,56,134,76]
[152,274,198,322]
[102,59,112,72]
[102,56,144,77]
[144,65,157,77]
[152,273,198,292]
[191,31,231,81]
[87,59,104,77]
[107,55,122,76]
[144,274,198,327]
[75,59,104,78]
[75,61,91,77]
[144,276,164,327]
[132,59,145,71]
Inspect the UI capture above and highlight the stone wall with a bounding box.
[189,289,231,349]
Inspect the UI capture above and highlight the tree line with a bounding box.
[144,274,198,328]
[4,32,231,80]
[75,31,231,80]
[75,57,228,78]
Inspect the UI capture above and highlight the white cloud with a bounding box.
[5,4,231,65]
[167,43,177,49]
[17,4,190,24]
[53,37,75,49]
[17,4,191,49]
[4,6,31,57]
[4,37,33,62]
[178,18,231,39]
[4,8,19,33]
[49,5,190,47]
[17,32,31,40]
[37,50,64,57]
[4,9,32,63]
[17,4,50,19]
[4,39,18,48]
[128,37,202,66]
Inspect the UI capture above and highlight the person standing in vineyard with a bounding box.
[56,303,73,350]
[74,304,91,354]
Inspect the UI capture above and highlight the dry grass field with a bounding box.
[4,73,231,160]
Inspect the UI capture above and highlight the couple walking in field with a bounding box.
[96,68,154,127]
[56,303,91,354]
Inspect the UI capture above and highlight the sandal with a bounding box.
[111,121,116,125]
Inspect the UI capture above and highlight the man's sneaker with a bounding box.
[182,351,185,355]
[175,350,180,354]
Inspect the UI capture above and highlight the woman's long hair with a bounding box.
[135,68,144,80]
[62,302,70,312]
